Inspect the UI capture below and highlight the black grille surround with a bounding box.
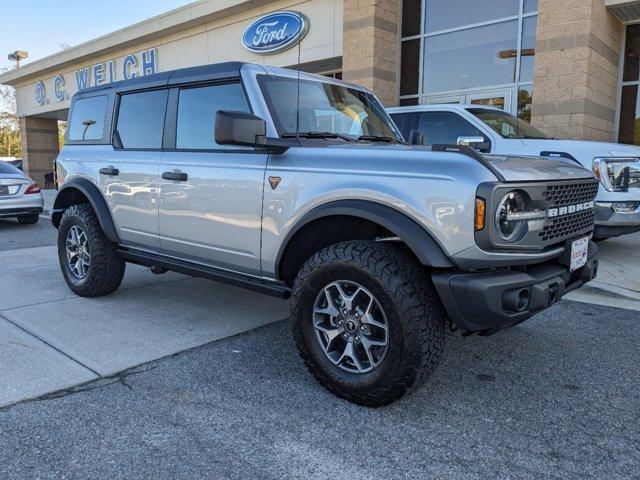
[476,178,600,253]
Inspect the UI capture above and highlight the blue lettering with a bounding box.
[93,63,105,86]
[35,81,47,105]
[54,75,67,101]
[123,54,137,80]
[75,67,89,90]
[107,60,116,83]
[141,48,157,76]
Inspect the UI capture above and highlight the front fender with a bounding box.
[275,200,454,271]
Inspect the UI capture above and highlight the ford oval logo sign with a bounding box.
[243,11,309,54]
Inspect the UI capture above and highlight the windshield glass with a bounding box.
[468,108,549,140]
[258,75,403,141]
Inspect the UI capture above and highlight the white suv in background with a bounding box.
[387,104,640,240]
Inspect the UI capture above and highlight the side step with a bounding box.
[118,247,291,299]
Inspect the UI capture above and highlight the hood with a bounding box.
[482,154,595,182]
[518,139,640,167]
[320,142,594,183]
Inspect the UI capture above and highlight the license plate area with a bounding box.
[569,237,589,272]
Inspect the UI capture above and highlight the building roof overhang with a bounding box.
[606,0,640,22]
[0,0,264,86]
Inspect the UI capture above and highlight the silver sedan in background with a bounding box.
[0,161,43,224]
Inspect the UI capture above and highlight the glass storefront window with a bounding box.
[400,39,420,96]
[399,0,537,121]
[623,24,640,82]
[517,85,533,121]
[519,16,537,83]
[618,85,640,145]
[424,0,519,33]
[423,20,518,94]
[401,0,421,37]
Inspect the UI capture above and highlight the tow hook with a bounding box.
[150,265,168,275]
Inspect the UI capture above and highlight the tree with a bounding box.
[0,66,21,157]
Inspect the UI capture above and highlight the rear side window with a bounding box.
[176,83,250,150]
[68,95,108,141]
[116,89,168,149]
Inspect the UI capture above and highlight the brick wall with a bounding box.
[531,0,623,141]
[342,0,399,106]
[19,116,59,186]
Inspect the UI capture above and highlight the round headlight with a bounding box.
[495,191,528,242]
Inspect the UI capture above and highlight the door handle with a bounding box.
[99,167,119,176]
[162,171,188,182]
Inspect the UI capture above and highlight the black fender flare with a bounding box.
[276,200,454,272]
[52,178,120,243]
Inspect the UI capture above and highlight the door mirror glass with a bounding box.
[215,111,267,147]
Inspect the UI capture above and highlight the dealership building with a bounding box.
[1,0,640,184]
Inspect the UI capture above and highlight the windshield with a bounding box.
[468,108,549,140]
[258,75,403,141]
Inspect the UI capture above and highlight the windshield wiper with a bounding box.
[357,135,405,144]
[281,131,356,141]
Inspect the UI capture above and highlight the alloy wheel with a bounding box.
[66,225,91,279]
[312,280,389,374]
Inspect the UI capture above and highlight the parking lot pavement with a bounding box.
[0,301,637,479]
[0,245,289,406]
[0,217,57,251]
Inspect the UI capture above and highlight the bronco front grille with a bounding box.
[542,181,599,207]
[539,179,599,243]
[539,208,596,242]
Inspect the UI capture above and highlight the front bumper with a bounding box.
[0,194,44,218]
[594,201,640,238]
[432,241,599,333]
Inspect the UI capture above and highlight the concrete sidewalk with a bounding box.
[566,231,640,311]
[0,246,289,407]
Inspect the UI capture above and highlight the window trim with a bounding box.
[112,87,170,152]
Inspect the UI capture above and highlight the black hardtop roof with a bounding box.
[77,61,248,96]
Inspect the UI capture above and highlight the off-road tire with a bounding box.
[57,204,125,297]
[17,213,39,224]
[291,240,446,407]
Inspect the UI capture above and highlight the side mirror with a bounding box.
[456,135,485,147]
[457,135,490,152]
[409,130,428,146]
[215,111,267,147]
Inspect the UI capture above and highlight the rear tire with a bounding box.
[17,213,39,224]
[291,240,446,407]
[57,204,125,297]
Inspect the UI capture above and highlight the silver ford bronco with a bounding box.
[53,63,599,406]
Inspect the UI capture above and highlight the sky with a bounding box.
[0,0,195,71]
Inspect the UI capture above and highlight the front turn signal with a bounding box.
[475,198,486,231]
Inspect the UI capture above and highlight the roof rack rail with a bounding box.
[431,143,505,182]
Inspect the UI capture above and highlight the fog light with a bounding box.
[612,201,640,213]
